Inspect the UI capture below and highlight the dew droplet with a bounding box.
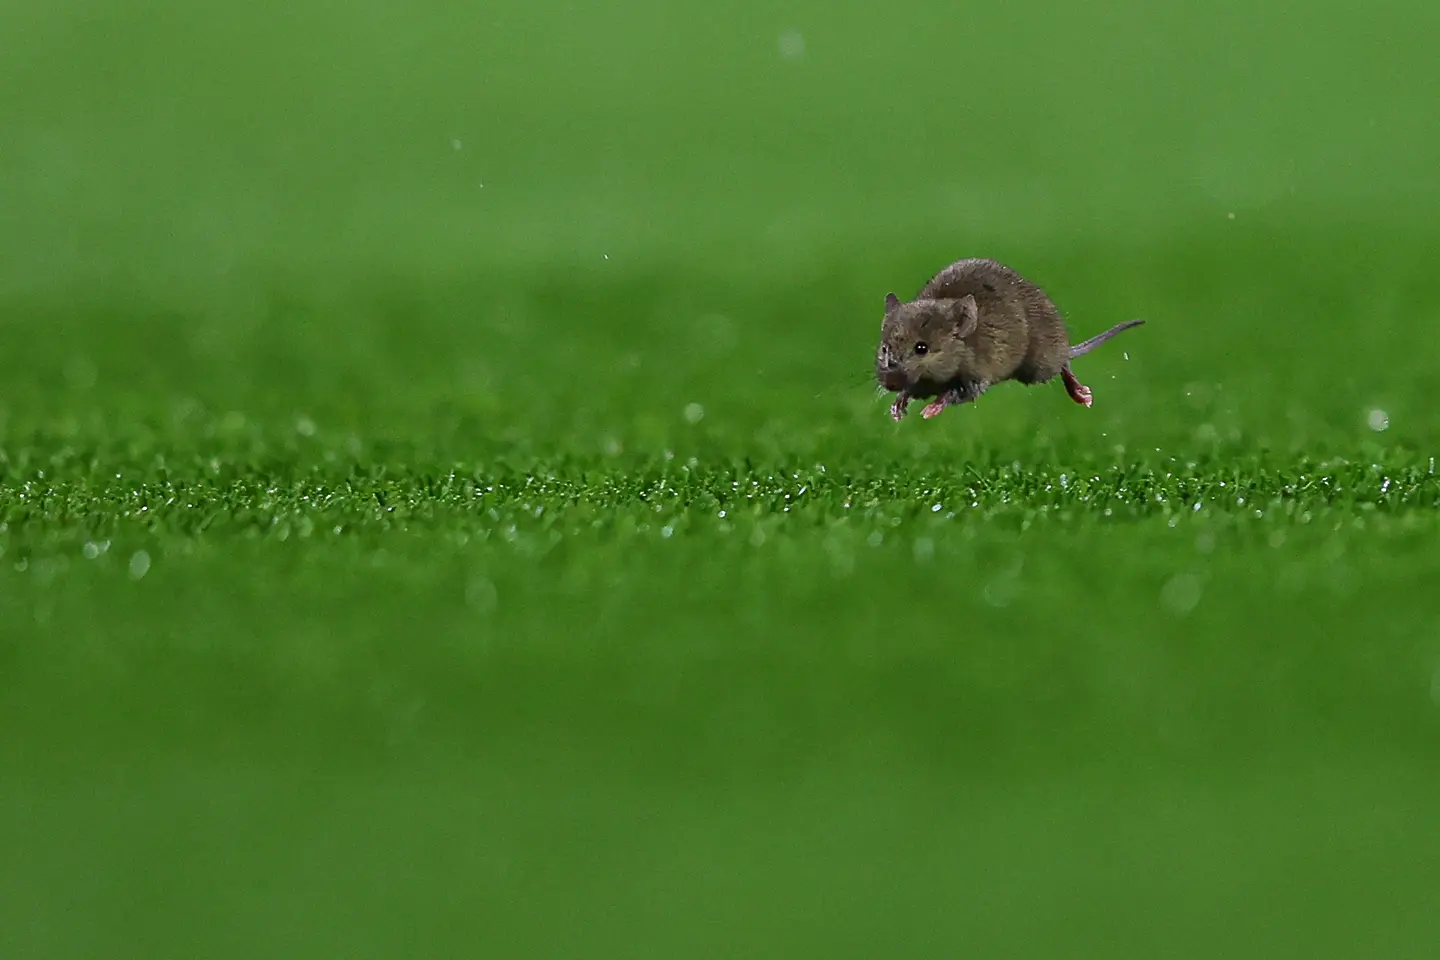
[983,576,1018,608]
[1367,408,1389,432]
[128,550,151,580]
[465,576,497,613]
[1161,573,1202,615]
[778,29,806,60]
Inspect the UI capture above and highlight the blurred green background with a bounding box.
[3,1,1440,956]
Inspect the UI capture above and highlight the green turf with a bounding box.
[4,1,1440,956]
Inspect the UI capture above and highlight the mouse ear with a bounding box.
[951,295,979,338]
[884,293,902,314]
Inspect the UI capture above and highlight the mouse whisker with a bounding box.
[813,369,884,400]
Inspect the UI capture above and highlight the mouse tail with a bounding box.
[1069,319,1145,359]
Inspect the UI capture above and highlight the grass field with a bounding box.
[4,1,1440,956]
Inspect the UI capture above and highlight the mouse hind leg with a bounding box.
[1061,364,1093,407]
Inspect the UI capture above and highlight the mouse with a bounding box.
[874,257,1144,421]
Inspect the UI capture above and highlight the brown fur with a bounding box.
[874,258,1143,421]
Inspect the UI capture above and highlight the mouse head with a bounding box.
[874,292,979,395]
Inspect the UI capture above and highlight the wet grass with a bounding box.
[4,447,1437,543]
[5,426,1439,955]
[5,0,1440,956]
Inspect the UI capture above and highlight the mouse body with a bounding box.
[874,258,1144,421]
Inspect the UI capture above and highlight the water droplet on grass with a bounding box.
[465,577,497,613]
[1367,408,1389,431]
[684,403,705,424]
[983,576,1018,608]
[1161,573,1202,614]
[778,29,806,60]
[129,551,151,580]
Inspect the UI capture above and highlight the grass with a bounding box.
[4,0,1440,956]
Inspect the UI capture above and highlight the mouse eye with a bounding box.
[913,342,929,356]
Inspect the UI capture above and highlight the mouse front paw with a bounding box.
[920,384,980,420]
[889,393,910,421]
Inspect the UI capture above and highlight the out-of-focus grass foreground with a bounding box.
[3,2,1440,956]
